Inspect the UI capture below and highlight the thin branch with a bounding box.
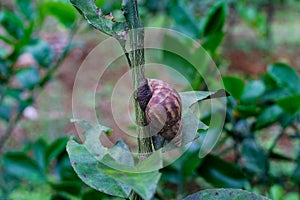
[0,111,22,152]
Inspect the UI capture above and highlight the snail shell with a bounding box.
[137,78,182,145]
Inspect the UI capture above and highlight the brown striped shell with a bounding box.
[137,78,182,144]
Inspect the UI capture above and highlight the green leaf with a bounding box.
[42,1,77,27]
[45,137,69,165]
[0,10,24,39]
[70,0,127,39]
[49,181,82,196]
[18,97,34,113]
[167,143,202,178]
[67,140,161,199]
[241,80,266,102]
[202,32,225,54]
[33,139,47,172]
[223,76,245,99]
[255,105,283,129]
[197,155,247,188]
[261,88,290,103]
[168,2,200,38]
[180,89,228,109]
[202,1,227,37]
[82,190,108,200]
[5,88,23,100]
[292,161,300,183]
[16,0,36,20]
[55,154,79,181]
[184,189,270,200]
[0,104,12,122]
[16,67,40,89]
[236,105,261,117]
[267,63,300,94]
[26,41,54,68]
[70,119,110,161]
[276,94,300,114]
[270,185,284,200]
[241,139,268,174]
[0,58,9,76]
[162,50,198,86]
[2,152,45,182]
[160,33,211,89]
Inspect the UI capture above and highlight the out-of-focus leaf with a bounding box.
[169,143,202,178]
[5,88,23,100]
[0,104,12,122]
[45,137,69,165]
[241,80,266,102]
[16,0,36,20]
[276,94,300,114]
[0,58,9,76]
[292,161,300,183]
[49,181,82,196]
[261,88,290,103]
[168,2,200,38]
[197,154,247,188]
[0,11,24,39]
[82,189,108,200]
[2,152,45,182]
[267,63,300,94]
[16,67,40,89]
[33,139,47,172]
[202,32,225,54]
[236,105,261,117]
[0,35,14,45]
[18,98,34,112]
[241,139,268,174]
[237,5,266,36]
[223,76,245,99]
[55,154,79,181]
[282,193,300,200]
[255,105,283,129]
[184,189,270,200]
[66,140,161,199]
[162,50,198,86]
[270,185,284,200]
[26,41,54,68]
[162,33,199,86]
[202,1,227,37]
[42,1,77,27]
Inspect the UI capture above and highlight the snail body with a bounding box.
[137,78,182,145]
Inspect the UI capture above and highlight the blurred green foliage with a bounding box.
[1,0,300,199]
[0,0,79,198]
[0,0,77,146]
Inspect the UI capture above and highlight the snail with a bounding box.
[137,78,182,147]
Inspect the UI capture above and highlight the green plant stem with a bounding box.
[122,1,154,199]
[122,0,154,159]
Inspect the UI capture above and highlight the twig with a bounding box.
[0,111,22,152]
